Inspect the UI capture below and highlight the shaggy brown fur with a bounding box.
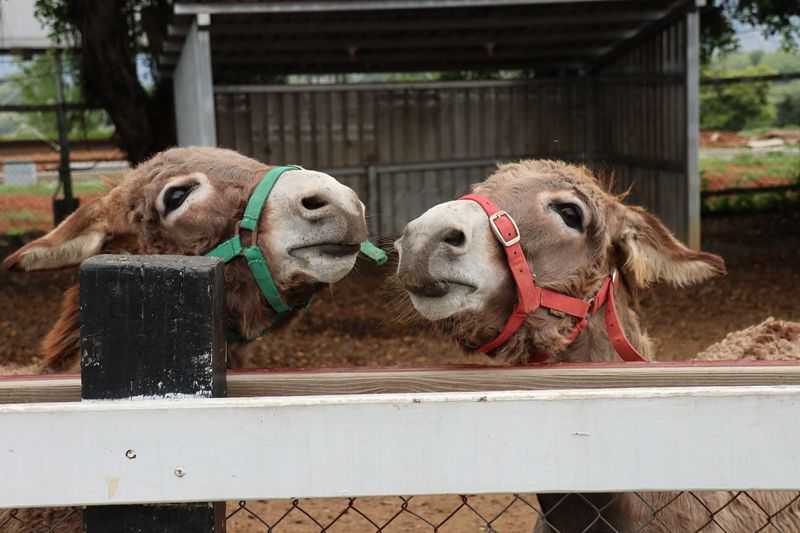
[396,160,799,532]
[2,147,366,372]
[40,285,80,372]
[397,160,725,365]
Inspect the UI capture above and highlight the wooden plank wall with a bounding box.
[592,15,690,244]
[215,81,585,236]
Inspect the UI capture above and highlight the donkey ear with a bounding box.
[613,205,725,288]
[2,199,110,272]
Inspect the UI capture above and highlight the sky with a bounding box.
[735,22,785,52]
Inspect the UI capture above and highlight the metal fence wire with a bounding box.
[4,491,800,532]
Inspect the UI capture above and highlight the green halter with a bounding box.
[206,165,386,342]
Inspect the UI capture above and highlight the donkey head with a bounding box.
[3,146,369,369]
[395,160,725,363]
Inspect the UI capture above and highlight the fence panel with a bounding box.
[4,363,800,531]
[592,11,695,245]
[215,81,586,236]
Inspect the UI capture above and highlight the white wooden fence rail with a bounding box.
[2,384,799,509]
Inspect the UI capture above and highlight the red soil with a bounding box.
[699,130,749,148]
[0,194,103,234]
[0,139,125,171]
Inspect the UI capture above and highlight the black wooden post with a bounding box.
[80,255,226,533]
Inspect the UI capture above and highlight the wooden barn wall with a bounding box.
[215,81,585,236]
[591,13,695,246]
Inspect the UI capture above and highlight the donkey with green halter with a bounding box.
[3,148,384,370]
[207,164,386,342]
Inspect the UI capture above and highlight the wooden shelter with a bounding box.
[161,0,702,246]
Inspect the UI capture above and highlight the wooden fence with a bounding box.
[215,80,585,237]
[2,254,800,532]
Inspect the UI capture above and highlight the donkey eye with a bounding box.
[553,203,583,230]
[163,184,196,215]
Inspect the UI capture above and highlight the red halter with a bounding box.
[460,193,645,363]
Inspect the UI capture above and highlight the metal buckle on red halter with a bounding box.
[459,193,645,363]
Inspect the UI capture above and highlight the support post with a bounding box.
[685,9,701,249]
[583,76,596,163]
[81,255,226,532]
[174,14,217,147]
[366,165,380,238]
[53,50,78,225]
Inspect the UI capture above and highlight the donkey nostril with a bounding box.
[443,229,466,247]
[301,195,328,210]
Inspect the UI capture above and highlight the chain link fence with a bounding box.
[5,491,800,532]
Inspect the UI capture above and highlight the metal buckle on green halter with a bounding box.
[206,165,387,342]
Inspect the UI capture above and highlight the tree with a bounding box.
[35,0,175,164]
[776,94,800,127]
[700,65,776,130]
[701,0,800,62]
[9,52,112,140]
[749,50,764,66]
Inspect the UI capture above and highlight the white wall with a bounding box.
[0,0,58,51]
[173,18,216,147]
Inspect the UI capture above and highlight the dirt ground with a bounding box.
[3,210,798,368]
[1,210,799,532]
[0,139,125,171]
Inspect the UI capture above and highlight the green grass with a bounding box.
[0,182,108,196]
[700,151,800,188]
[703,190,800,214]
[736,126,800,138]
[0,209,49,222]
[700,150,800,214]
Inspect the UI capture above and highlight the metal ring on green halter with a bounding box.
[206,165,387,342]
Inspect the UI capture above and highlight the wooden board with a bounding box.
[5,362,800,405]
[3,385,800,508]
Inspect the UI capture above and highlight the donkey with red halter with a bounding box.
[395,159,799,531]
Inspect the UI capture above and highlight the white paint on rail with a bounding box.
[1,385,799,508]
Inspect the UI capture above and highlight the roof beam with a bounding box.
[210,46,609,65]
[214,57,588,78]
[194,11,663,35]
[700,72,800,84]
[206,30,635,53]
[175,0,637,16]
[589,0,690,71]
[212,59,588,76]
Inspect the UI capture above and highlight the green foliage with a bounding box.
[700,65,778,130]
[0,210,50,223]
[700,0,800,61]
[776,94,800,127]
[710,50,800,73]
[5,52,113,140]
[748,50,764,66]
[707,50,800,127]
[702,189,800,214]
[0,182,107,196]
[34,1,176,163]
[700,151,800,214]
[700,151,800,186]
